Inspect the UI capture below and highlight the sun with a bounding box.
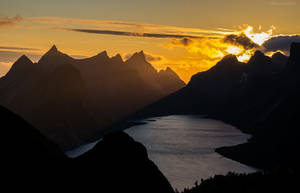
[243,26,275,46]
[226,46,243,55]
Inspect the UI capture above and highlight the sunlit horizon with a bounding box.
[1,0,300,82]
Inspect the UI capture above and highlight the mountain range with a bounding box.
[134,48,289,126]
[0,46,185,149]
[134,42,300,170]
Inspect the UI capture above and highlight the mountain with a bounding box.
[271,52,288,71]
[158,67,187,94]
[0,57,96,149]
[0,105,174,193]
[133,50,289,128]
[133,54,248,117]
[133,43,300,172]
[216,43,300,169]
[0,46,185,149]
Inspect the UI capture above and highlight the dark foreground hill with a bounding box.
[0,105,174,193]
[179,171,298,193]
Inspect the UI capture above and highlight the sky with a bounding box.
[1,0,300,82]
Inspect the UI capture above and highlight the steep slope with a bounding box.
[216,43,300,169]
[158,67,186,94]
[125,51,164,92]
[134,55,248,117]
[134,50,290,130]
[0,47,97,150]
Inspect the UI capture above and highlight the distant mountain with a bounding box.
[133,48,289,130]
[134,42,300,170]
[158,67,186,94]
[216,43,300,169]
[271,52,288,71]
[0,105,174,193]
[133,54,249,116]
[0,46,185,149]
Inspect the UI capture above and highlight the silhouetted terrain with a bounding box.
[133,50,288,121]
[216,43,300,170]
[0,46,185,149]
[134,43,300,172]
[0,105,174,193]
[179,171,298,193]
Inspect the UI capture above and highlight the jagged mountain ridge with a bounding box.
[133,47,290,125]
[0,45,185,150]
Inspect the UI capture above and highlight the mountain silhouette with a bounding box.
[0,46,185,149]
[133,45,290,128]
[134,42,300,171]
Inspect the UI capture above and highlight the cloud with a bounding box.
[223,33,259,50]
[262,35,300,53]
[29,16,232,38]
[170,38,195,47]
[145,54,163,62]
[0,15,22,27]
[0,46,40,51]
[123,52,163,62]
[68,28,202,39]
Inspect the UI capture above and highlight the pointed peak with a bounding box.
[17,55,32,63]
[159,67,176,75]
[166,67,173,72]
[130,50,146,61]
[96,50,109,58]
[253,50,264,57]
[42,45,59,57]
[138,50,145,55]
[249,50,270,62]
[221,54,238,63]
[111,54,123,62]
[272,52,287,59]
[50,45,58,52]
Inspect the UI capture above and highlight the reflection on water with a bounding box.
[125,115,257,191]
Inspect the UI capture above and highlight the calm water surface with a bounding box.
[125,115,257,190]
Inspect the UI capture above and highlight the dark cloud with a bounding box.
[124,52,162,62]
[223,33,259,49]
[0,15,22,27]
[262,35,300,53]
[145,54,163,62]
[0,46,40,51]
[171,38,194,47]
[68,28,201,39]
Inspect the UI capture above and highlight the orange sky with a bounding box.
[1,0,300,82]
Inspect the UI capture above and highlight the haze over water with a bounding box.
[126,115,257,190]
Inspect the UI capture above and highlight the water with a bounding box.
[66,140,100,158]
[125,115,257,190]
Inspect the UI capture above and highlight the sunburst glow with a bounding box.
[243,26,275,46]
[226,46,244,55]
[237,53,251,62]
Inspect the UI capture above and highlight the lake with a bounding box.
[66,115,257,191]
[125,115,257,190]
